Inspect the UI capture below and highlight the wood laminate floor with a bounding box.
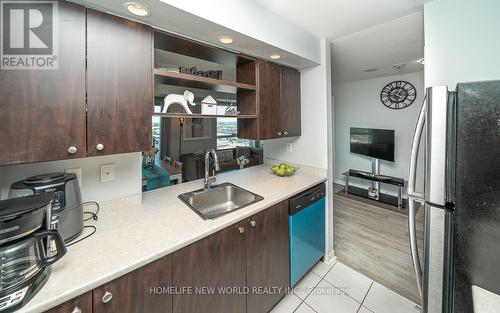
[333,184,424,304]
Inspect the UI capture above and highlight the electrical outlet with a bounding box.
[287,143,293,152]
[100,164,115,183]
[65,168,82,187]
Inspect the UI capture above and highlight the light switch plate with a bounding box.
[287,143,293,152]
[100,164,115,183]
[65,168,82,187]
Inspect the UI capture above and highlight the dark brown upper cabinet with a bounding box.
[92,256,173,313]
[0,5,153,166]
[238,61,301,140]
[280,66,301,137]
[246,200,289,313]
[86,10,153,156]
[0,0,86,165]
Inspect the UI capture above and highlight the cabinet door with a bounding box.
[93,255,172,313]
[256,60,281,140]
[86,9,153,156]
[280,67,301,137]
[0,0,86,165]
[43,292,92,313]
[172,223,247,313]
[247,201,290,313]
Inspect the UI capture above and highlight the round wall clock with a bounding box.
[380,80,417,109]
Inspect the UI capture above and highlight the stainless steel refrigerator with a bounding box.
[407,80,500,313]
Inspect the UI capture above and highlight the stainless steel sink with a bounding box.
[178,182,264,220]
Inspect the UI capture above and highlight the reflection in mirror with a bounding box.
[143,100,263,192]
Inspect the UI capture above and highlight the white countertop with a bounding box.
[18,164,327,313]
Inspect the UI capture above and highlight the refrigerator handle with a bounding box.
[408,92,426,200]
[408,199,423,298]
[407,93,427,299]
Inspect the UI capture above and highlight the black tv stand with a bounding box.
[343,169,405,208]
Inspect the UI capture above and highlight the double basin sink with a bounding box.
[178,182,264,220]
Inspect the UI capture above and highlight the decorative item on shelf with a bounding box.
[179,66,198,75]
[159,67,180,73]
[271,163,299,177]
[179,66,223,79]
[142,146,158,168]
[200,95,217,115]
[205,70,223,79]
[236,155,250,169]
[162,90,196,114]
[224,101,240,116]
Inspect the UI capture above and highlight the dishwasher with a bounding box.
[289,183,326,287]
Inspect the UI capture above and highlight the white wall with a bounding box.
[264,38,335,262]
[425,0,500,88]
[333,71,424,193]
[264,40,331,169]
[0,153,142,203]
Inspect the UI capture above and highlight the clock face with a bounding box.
[380,80,417,109]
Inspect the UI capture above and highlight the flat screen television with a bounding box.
[350,127,395,162]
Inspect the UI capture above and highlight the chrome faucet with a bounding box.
[204,149,220,190]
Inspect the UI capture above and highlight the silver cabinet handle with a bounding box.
[277,132,282,136]
[96,143,104,151]
[249,220,256,227]
[71,307,82,313]
[102,291,113,304]
[284,131,288,136]
[67,146,77,154]
[238,226,245,234]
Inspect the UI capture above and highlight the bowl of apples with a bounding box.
[271,163,299,177]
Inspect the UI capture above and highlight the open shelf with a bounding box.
[153,112,257,119]
[154,69,256,93]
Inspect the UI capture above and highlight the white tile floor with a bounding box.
[272,261,421,313]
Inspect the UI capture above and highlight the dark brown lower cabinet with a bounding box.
[43,202,290,313]
[92,255,172,313]
[246,200,289,313]
[44,291,92,313]
[172,201,289,313]
[172,223,247,313]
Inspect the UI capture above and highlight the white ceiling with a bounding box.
[332,11,424,83]
[254,0,428,40]
[254,0,427,83]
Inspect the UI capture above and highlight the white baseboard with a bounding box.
[323,250,337,264]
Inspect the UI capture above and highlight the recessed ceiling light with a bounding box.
[416,58,425,65]
[218,36,234,44]
[364,68,378,72]
[270,54,281,60]
[125,2,150,17]
[393,63,407,70]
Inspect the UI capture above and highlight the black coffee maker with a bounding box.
[0,193,67,312]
